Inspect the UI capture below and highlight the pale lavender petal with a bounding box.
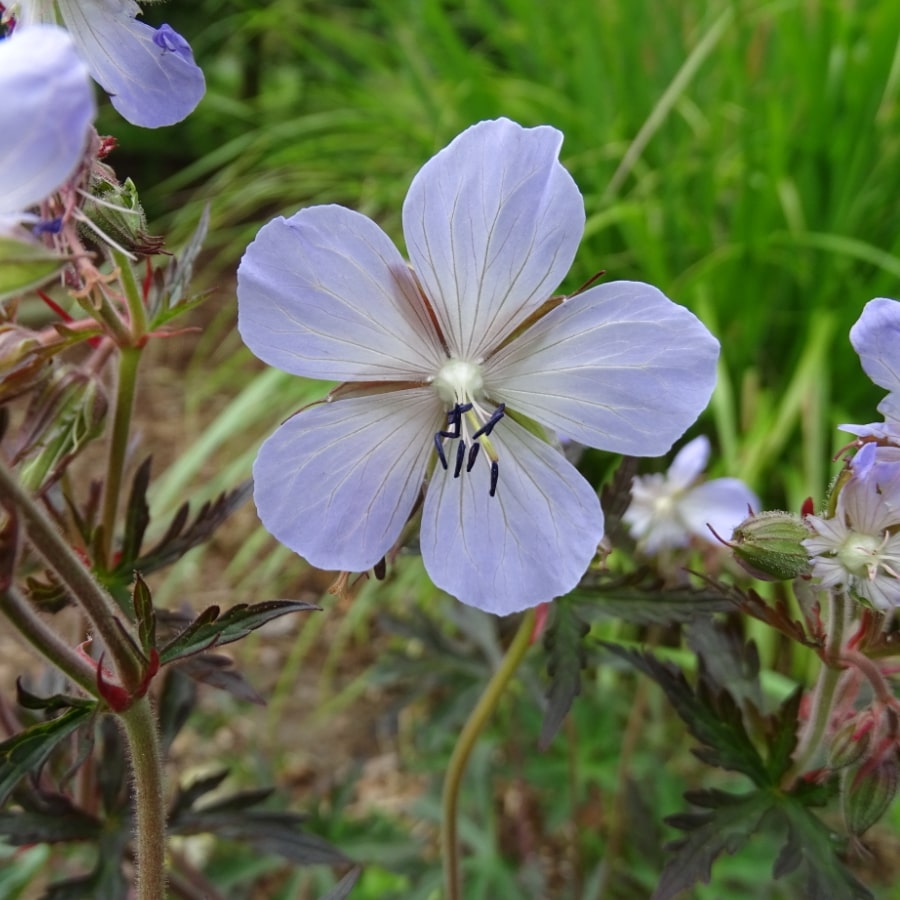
[679,479,759,543]
[849,298,900,395]
[486,281,719,456]
[0,26,95,219]
[667,436,711,490]
[253,389,443,572]
[402,118,584,361]
[420,418,604,615]
[238,206,447,382]
[58,0,205,128]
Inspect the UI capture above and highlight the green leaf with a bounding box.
[120,457,152,568]
[539,597,589,750]
[0,238,66,301]
[0,707,94,805]
[604,644,770,785]
[159,599,319,665]
[320,867,362,900]
[132,572,156,654]
[654,788,774,900]
[15,679,94,713]
[0,807,101,845]
[774,798,872,899]
[571,572,736,626]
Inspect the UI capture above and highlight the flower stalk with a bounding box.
[441,606,536,900]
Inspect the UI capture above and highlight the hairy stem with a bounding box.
[0,459,141,691]
[120,696,166,900]
[99,344,141,570]
[0,584,97,696]
[113,248,148,344]
[783,590,847,784]
[442,607,536,900]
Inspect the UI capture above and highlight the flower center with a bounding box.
[836,530,900,582]
[431,358,505,497]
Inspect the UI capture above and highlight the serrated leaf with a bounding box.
[176,652,266,704]
[686,619,763,713]
[766,687,803,781]
[654,788,774,900]
[321,867,362,900]
[157,667,197,754]
[539,598,589,750]
[604,644,770,785]
[776,798,872,899]
[171,804,348,866]
[15,679,95,713]
[0,807,101,845]
[571,571,736,626]
[120,457,152,566]
[159,599,319,665]
[169,769,230,820]
[125,482,253,577]
[132,572,156,654]
[0,707,93,805]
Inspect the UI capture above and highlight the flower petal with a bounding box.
[238,206,446,381]
[402,118,584,361]
[57,0,205,128]
[0,26,95,219]
[253,389,443,572]
[667,436,711,490]
[486,281,719,456]
[849,297,900,395]
[420,418,604,615]
[678,478,759,543]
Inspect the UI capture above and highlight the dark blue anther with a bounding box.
[433,432,448,469]
[489,461,499,497]
[472,403,506,440]
[453,441,466,478]
[32,217,62,237]
[466,442,480,472]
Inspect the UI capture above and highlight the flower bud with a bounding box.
[729,511,812,581]
[842,760,899,837]
[828,717,871,770]
[79,172,164,257]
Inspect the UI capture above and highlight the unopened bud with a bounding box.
[729,511,812,581]
[842,760,899,837]
[828,717,871,770]
[80,174,165,257]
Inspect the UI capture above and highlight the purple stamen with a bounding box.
[489,461,499,497]
[472,403,506,440]
[453,441,466,478]
[434,432,448,469]
[466,443,480,472]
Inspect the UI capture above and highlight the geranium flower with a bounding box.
[0,24,95,234]
[804,444,900,609]
[841,297,900,443]
[623,435,758,554]
[237,118,719,615]
[14,0,204,127]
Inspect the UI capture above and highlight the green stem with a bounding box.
[120,696,166,900]
[783,590,847,785]
[99,345,141,569]
[0,584,98,696]
[442,607,536,900]
[112,248,148,344]
[0,459,141,691]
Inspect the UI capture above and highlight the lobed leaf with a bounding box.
[0,707,94,806]
[159,599,319,665]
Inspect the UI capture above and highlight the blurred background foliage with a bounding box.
[75,0,900,896]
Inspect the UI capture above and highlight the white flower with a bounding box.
[623,435,758,554]
[804,445,900,609]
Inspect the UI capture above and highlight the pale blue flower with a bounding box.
[16,0,204,127]
[0,24,95,233]
[804,443,900,609]
[237,119,720,615]
[623,435,759,554]
[841,297,900,443]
